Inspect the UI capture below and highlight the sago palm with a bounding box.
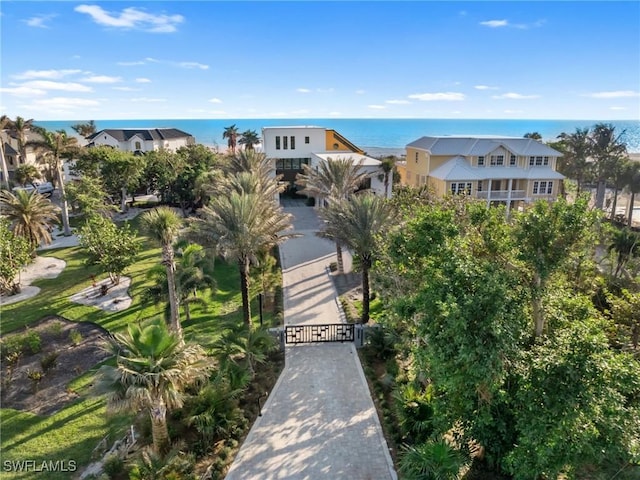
[319,193,392,323]
[609,227,639,278]
[94,317,214,454]
[0,189,58,253]
[193,191,295,326]
[296,157,368,273]
[141,207,184,342]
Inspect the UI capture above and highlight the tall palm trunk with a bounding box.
[335,242,345,274]
[239,256,252,327]
[611,186,619,220]
[0,142,9,189]
[149,398,169,454]
[55,160,71,236]
[361,259,371,324]
[163,245,183,343]
[532,273,544,337]
[629,191,636,226]
[595,180,607,210]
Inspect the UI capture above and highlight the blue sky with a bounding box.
[1,1,638,121]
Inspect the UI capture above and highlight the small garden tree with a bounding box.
[0,219,32,295]
[78,215,140,285]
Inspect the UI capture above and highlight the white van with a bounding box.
[12,181,55,196]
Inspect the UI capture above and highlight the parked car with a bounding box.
[12,181,55,196]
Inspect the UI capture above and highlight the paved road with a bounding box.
[225,206,396,480]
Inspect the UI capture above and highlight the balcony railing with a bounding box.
[476,190,526,200]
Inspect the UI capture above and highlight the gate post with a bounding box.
[354,324,365,348]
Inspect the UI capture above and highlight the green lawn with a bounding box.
[1,226,280,479]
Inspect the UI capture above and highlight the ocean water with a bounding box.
[34,118,640,154]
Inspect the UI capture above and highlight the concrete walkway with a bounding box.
[225,207,396,480]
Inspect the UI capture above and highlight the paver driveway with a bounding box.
[225,206,396,480]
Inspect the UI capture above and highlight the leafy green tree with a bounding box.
[296,157,368,273]
[94,318,214,454]
[65,175,115,217]
[170,144,220,214]
[608,288,640,350]
[590,123,628,210]
[14,164,41,187]
[223,124,239,155]
[523,131,542,140]
[70,120,96,139]
[141,149,182,203]
[78,215,140,284]
[0,219,32,295]
[28,127,80,236]
[141,207,184,341]
[0,189,58,253]
[608,227,639,278]
[192,190,295,326]
[319,193,392,322]
[238,129,260,150]
[608,156,633,220]
[513,197,596,337]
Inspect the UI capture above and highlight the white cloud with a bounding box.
[113,86,140,91]
[368,105,386,109]
[492,92,540,99]
[74,5,184,33]
[316,88,335,93]
[118,61,147,66]
[136,78,151,83]
[386,99,411,105]
[82,75,122,83]
[130,97,167,103]
[480,19,508,28]
[355,89,366,95]
[0,86,47,97]
[14,69,82,80]
[178,62,209,70]
[504,109,524,114]
[296,88,311,93]
[583,90,639,99]
[408,92,465,101]
[610,106,627,110]
[209,98,222,104]
[329,111,342,116]
[25,14,56,28]
[22,80,93,92]
[475,85,499,90]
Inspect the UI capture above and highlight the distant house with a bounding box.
[0,129,44,184]
[261,126,391,198]
[399,136,564,212]
[86,128,195,154]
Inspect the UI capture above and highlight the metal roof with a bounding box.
[429,157,565,181]
[407,136,562,157]
[87,128,193,142]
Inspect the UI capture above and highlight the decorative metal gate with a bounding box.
[285,324,355,344]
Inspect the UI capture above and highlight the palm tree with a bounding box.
[238,129,260,151]
[0,189,59,253]
[626,163,640,227]
[71,120,97,139]
[28,128,79,236]
[524,132,543,140]
[378,156,397,198]
[319,193,392,323]
[0,115,11,189]
[9,116,34,164]
[556,128,592,195]
[94,318,214,454]
[141,207,184,342]
[296,157,368,273]
[608,156,632,221]
[193,191,295,326]
[608,227,639,278]
[223,124,239,155]
[14,164,42,188]
[590,123,627,210]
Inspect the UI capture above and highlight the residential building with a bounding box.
[399,136,564,212]
[0,129,43,184]
[261,126,391,198]
[86,128,195,154]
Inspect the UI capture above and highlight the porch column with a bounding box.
[506,179,513,216]
[486,179,492,207]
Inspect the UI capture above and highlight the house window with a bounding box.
[543,156,549,166]
[510,155,517,166]
[546,181,553,194]
[276,159,284,169]
[283,136,288,150]
[8,157,13,166]
[135,141,141,150]
[490,155,504,166]
[451,182,472,195]
[477,181,483,192]
[305,136,310,144]
[535,156,543,166]
[478,156,485,166]
[275,136,281,150]
[290,136,295,150]
[529,156,535,166]
[533,181,552,194]
[284,159,291,169]
[415,152,419,163]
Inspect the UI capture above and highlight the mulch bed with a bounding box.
[0,316,113,416]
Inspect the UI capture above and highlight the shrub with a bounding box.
[46,320,64,338]
[40,351,60,373]
[25,330,41,354]
[26,369,44,392]
[102,454,125,478]
[69,329,83,346]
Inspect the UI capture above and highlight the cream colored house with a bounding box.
[401,136,564,212]
[86,128,195,154]
[1,129,43,184]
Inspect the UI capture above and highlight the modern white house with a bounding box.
[261,126,391,199]
[86,128,195,154]
[399,136,565,213]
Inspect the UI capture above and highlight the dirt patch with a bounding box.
[1,316,113,416]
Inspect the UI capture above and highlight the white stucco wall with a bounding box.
[262,126,326,158]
